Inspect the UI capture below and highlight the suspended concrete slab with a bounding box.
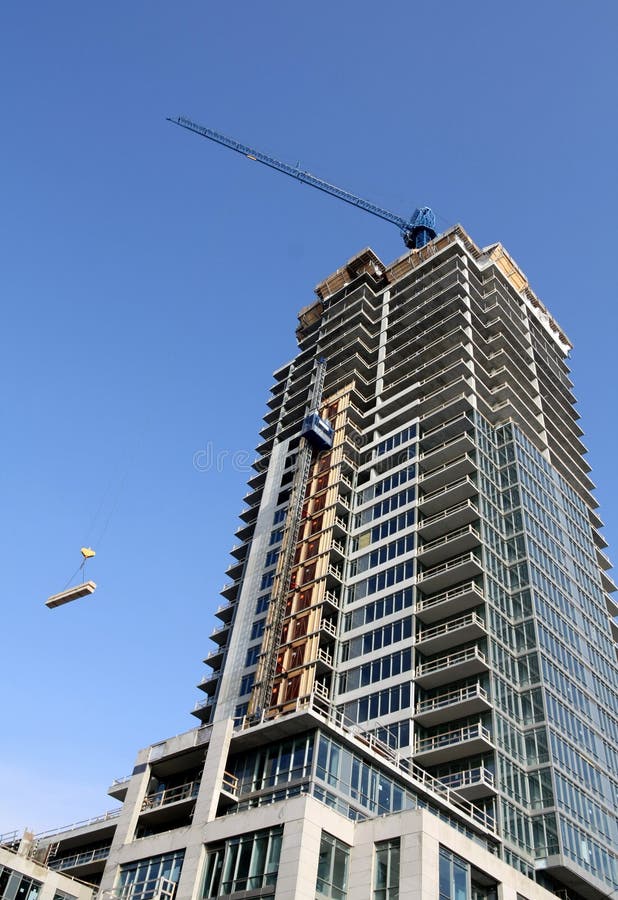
[46,581,97,609]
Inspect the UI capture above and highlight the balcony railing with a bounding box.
[319,619,337,638]
[416,645,487,679]
[50,844,112,871]
[419,498,479,531]
[419,475,477,508]
[417,552,483,595]
[416,611,486,651]
[221,771,239,796]
[235,691,496,837]
[439,766,495,793]
[415,722,492,756]
[415,581,484,624]
[33,809,121,842]
[322,590,341,609]
[417,525,481,567]
[141,779,200,811]
[415,683,490,725]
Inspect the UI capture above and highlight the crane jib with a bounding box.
[168,116,437,247]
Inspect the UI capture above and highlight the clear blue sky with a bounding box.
[1,1,617,833]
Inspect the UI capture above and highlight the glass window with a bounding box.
[202,827,282,897]
[0,866,43,900]
[374,838,400,900]
[439,847,469,900]
[316,832,350,899]
[250,619,266,640]
[117,850,184,899]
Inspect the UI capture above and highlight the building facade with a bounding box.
[9,226,618,899]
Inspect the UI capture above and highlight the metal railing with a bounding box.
[417,551,482,583]
[419,474,476,506]
[141,780,199,811]
[34,809,121,841]
[221,771,239,796]
[416,611,485,645]
[50,843,112,871]
[236,691,497,836]
[415,581,483,614]
[439,766,494,792]
[415,722,492,755]
[416,646,487,679]
[0,830,19,847]
[418,525,481,557]
[415,683,488,716]
[419,498,479,530]
[418,452,475,484]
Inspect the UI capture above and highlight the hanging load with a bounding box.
[45,547,97,609]
[46,581,97,609]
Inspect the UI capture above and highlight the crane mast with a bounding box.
[167,116,437,249]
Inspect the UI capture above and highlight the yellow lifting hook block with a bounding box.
[81,547,96,559]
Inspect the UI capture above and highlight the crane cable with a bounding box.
[58,422,148,592]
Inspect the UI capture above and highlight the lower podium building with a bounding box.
[7,225,618,899]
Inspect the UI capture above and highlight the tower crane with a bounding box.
[167,116,437,249]
[167,117,437,719]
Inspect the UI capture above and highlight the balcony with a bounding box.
[141,780,200,813]
[209,622,231,647]
[415,581,484,624]
[414,722,493,765]
[192,697,215,722]
[313,681,330,702]
[321,590,341,612]
[108,774,131,801]
[601,570,618,594]
[417,451,476,494]
[214,602,235,625]
[414,683,491,727]
[416,551,483,595]
[219,771,239,809]
[420,392,474,434]
[439,766,496,801]
[204,644,225,668]
[327,564,343,586]
[420,410,474,452]
[220,577,242,601]
[49,843,111,875]
[418,475,477,517]
[330,539,346,561]
[198,670,220,695]
[415,645,488,689]
[417,525,481,568]
[416,611,486,655]
[333,515,349,537]
[315,647,334,675]
[318,618,338,640]
[418,499,480,542]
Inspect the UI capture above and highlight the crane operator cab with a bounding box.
[301,411,334,452]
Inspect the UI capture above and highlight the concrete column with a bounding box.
[176,718,235,900]
[97,753,152,895]
[275,799,323,900]
[400,817,439,900]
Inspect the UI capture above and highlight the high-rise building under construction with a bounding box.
[4,224,618,900]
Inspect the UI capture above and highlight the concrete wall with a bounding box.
[0,845,94,900]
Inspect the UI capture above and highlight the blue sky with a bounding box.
[1,1,617,833]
